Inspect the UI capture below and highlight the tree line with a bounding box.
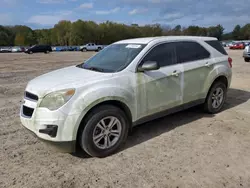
[0,20,250,46]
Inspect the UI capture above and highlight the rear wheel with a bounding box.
[244,58,250,62]
[204,81,227,114]
[79,105,129,158]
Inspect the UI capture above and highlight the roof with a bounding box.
[115,36,217,44]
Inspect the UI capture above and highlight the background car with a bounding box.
[0,47,12,53]
[229,42,245,50]
[243,45,250,62]
[25,45,52,54]
[80,43,104,52]
[12,46,25,53]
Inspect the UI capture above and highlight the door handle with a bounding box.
[171,70,179,77]
[205,62,211,67]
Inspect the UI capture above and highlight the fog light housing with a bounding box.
[39,125,58,138]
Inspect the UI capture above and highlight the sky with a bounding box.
[0,0,250,31]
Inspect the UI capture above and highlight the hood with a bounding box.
[26,65,113,97]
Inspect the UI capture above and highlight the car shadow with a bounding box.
[72,88,250,158]
[124,88,250,151]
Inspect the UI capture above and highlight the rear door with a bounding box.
[175,41,211,104]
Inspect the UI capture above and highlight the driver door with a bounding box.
[135,42,183,118]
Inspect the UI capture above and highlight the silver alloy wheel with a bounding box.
[93,116,122,149]
[211,87,224,109]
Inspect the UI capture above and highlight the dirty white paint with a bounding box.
[20,36,232,144]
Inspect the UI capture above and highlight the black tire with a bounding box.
[204,81,227,114]
[29,51,33,54]
[79,105,129,158]
[81,48,87,52]
[97,47,101,51]
[244,58,250,62]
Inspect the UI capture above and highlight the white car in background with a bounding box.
[243,45,250,62]
[80,43,104,52]
[12,46,25,53]
[0,47,12,53]
[20,36,232,157]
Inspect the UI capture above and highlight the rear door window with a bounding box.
[176,41,210,63]
[205,40,228,55]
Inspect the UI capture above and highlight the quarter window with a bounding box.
[205,40,228,55]
[142,43,176,67]
[176,41,210,63]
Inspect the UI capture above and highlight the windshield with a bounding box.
[78,43,146,72]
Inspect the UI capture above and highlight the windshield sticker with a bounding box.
[126,44,142,49]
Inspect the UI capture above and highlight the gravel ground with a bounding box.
[0,50,250,188]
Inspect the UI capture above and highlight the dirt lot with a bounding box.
[0,50,250,188]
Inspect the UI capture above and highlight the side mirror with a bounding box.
[138,61,160,72]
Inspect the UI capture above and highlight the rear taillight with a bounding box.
[228,57,232,68]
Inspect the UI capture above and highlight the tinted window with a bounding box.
[142,43,176,67]
[205,40,228,55]
[176,41,210,63]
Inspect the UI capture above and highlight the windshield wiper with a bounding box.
[84,66,104,72]
[76,64,83,68]
[76,64,104,72]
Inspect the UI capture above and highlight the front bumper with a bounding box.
[20,94,81,151]
[23,125,76,152]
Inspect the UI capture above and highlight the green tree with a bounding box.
[207,25,224,40]
[10,25,37,45]
[54,20,72,46]
[232,25,241,40]
[4,21,250,46]
[14,33,25,45]
[241,24,250,40]
[0,25,14,46]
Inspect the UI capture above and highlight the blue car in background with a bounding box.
[52,46,81,52]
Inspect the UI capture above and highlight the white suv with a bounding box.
[20,36,232,157]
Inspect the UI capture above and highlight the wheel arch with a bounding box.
[211,75,228,88]
[75,99,133,142]
[205,75,229,100]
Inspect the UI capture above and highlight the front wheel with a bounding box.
[204,82,227,114]
[79,105,129,158]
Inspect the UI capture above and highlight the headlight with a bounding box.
[39,89,75,111]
